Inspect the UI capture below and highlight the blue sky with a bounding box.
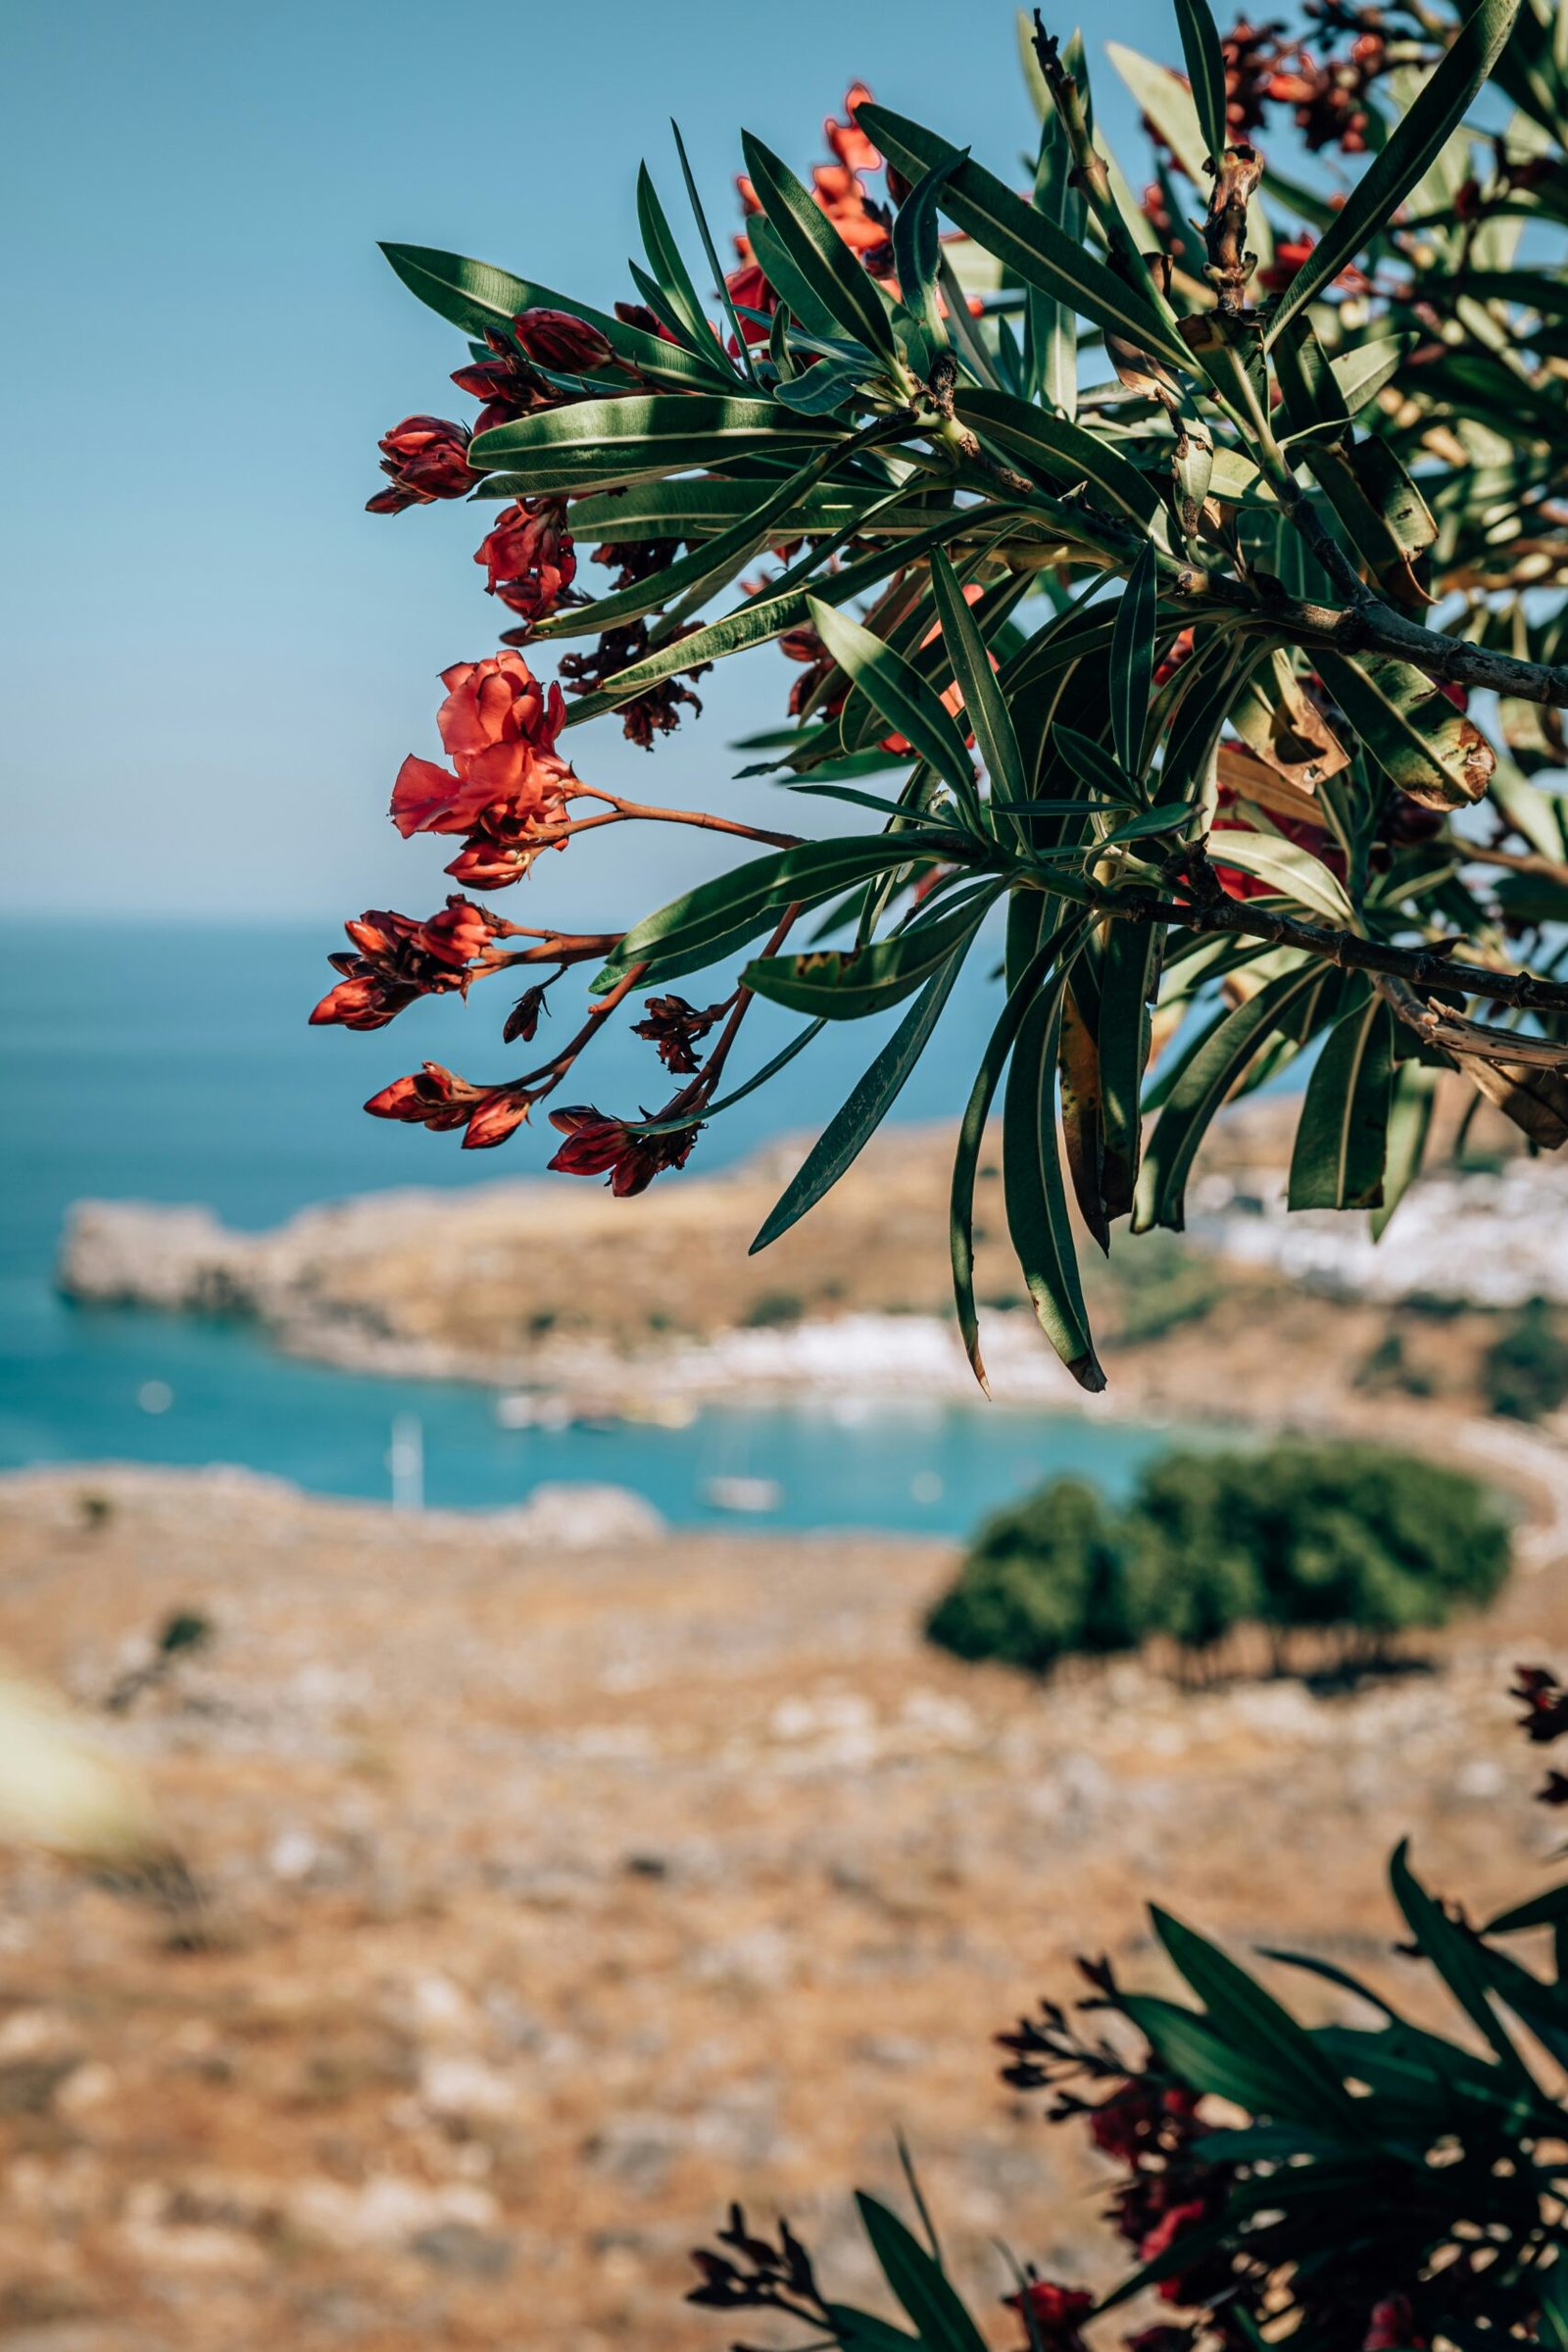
[2,0,1169,927]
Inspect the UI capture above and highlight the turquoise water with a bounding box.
[0,919,1169,1531]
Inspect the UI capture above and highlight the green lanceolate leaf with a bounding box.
[741,889,996,1020]
[671,120,757,382]
[892,155,964,359]
[1288,992,1396,1209]
[855,2196,989,2352]
[469,392,846,491]
[1171,0,1231,166]
[1371,1056,1440,1239]
[808,596,977,803]
[746,213,846,343]
[1152,1909,1362,2129]
[1313,648,1494,809]
[595,834,953,994]
[1110,542,1158,777]
[1097,920,1159,1213]
[751,942,977,1254]
[929,548,1028,812]
[1004,970,1105,1390]
[560,481,886,541]
[1332,330,1421,416]
[1205,830,1355,925]
[956,387,1162,528]
[825,2307,920,2352]
[378,243,717,392]
[1053,724,1144,811]
[1390,1839,1537,2088]
[1106,44,1212,186]
[636,164,729,360]
[856,102,1192,370]
[742,132,900,364]
[951,915,1091,1390]
[1266,0,1529,342]
[1135,958,1323,1231]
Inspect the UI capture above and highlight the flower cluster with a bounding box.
[310,897,511,1031]
[366,416,477,514]
[999,1964,1237,2336]
[390,651,580,890]
[546,1106,702,1196]
[363,1060,530,1151]
[1217,13,1389,154]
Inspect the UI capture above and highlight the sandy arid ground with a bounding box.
[1,1450,1566,2352]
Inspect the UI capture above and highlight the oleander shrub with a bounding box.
[927,1442,1510,1675]
[687,1668,1568,2350]
[324,0,1568,1402]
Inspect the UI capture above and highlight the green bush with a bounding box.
[1484,1298,1568,1423]
[924,1478,1152,1675]
[927,1443,1511,1676]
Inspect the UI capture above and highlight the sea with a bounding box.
[0,918,1183,1534]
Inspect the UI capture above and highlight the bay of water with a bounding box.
[0,918,1173,1532]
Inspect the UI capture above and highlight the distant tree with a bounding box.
[1484,1298,1568,1422]
[325,0,1568,1396]
[927,1442,1511,1676]
[926,1476,1152,1673]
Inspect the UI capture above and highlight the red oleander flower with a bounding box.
[512,307,617,374]
[547,1105,701,1195]
[310,897,507,1031]
[474,499,577,623]
[367,416,477,514]
[734,85,894,286]
[364,1062,529,1151]
[1365,2293,1426,2349]
[1258,230,1317,290]
[829,82,880,174]
[1005,2278,1094,2350]
[1139,2198,1211,2302]
[724,260,778,345]
[392,651,578,845]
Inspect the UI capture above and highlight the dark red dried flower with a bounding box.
[632,995,724,1076]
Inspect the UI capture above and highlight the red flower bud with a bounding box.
[512,307,616,374]
[547,1106,700,1196]
[367,416,476,514]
